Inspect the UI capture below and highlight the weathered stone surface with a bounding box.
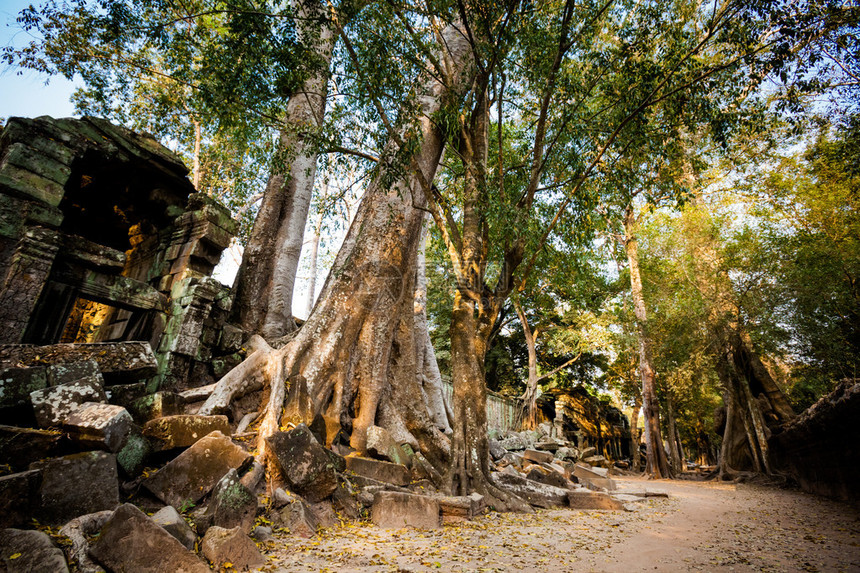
[435,493,485,523]
[526,466,573,490]
[0,424,62,472]
[491,472,569,509]
[523,449,555,465]
[142,414,230,451]
[116,432,152,477]
[346,455,411,487]
[573,463,617,491]
[331,476,362,520]
[567,489,624,510]
[272,489,321,538]
[554,446,579,461]
[366,425,410,466]
[46,359,100,386]
[143,431,252,508]
[265,424,344,503]
[0,528,69,572]
[63,402,132,452]
[583,454,609,468]
[488,439,507,461]
[371,491,441,529]
[534,438,561,451]
[580,446,597,458]
[769,381,860,501]
[29,451,119,524]
[89,503,209,573]
[151,505,196,550]
[0,342,158,383]
[0,470,41,528]
[201,526,265,572]
[499,434,527,451]
[30,377,107,427]
[199,468,256,535]
[105,382,148,407]
[0,366,47,409]
[129,391,182,422]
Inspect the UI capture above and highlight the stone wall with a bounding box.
[768,381,860,501]
[0,116,241,393]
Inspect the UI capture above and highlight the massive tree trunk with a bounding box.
[230,0,338,339]
[623,205,672,479]
[203,21,476,477]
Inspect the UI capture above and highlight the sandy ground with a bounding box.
[260,477,860,573]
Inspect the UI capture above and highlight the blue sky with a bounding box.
[1,1,79,121]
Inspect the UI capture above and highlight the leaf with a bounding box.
[9,553,22,560]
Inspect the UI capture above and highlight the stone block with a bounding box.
[499,434,527,451]
[46,359,100,386]
[128,391,182,422]
[567,489,624,510]
[63,402,132,452]
[583,454,609,468]
[265,424,344,503]
[29,451,119,525]
[218,324,244,352]
[105,381,148,407]
[116,432,152,478]
[491,472,569,509]
[526,466,573,490]
[201,526,265,572]
[488,439,507,461]
[371,491,441,529]
[0,164,65,206]
[0,366,47,409]
[0,425,62,472]
[0,342,158,384]
[89,503,209,573]
[151,505,197,550]
[366,425,410,466]
[0,470,41,528]
[523,449,555,464]
[0,528,69,572]
[199,468,256,535]
[143,431,252,509]
[573,463,617,491]
[435,493,485,523]
[30,377,108,427]
[272,489,321,538]
[346,455,411,487]
[331,477,362,520]
[142,414,230,451]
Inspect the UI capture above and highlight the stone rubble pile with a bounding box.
[0,343,658,572]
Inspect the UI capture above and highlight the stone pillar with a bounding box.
[0,227,59,343]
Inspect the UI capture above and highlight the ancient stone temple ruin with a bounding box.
[0,115,243,401]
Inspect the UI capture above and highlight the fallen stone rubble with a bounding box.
[0,349,655,572]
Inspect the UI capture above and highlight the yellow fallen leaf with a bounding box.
[9,553,22,560]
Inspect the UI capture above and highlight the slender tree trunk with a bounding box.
[623,205,672,479]
[630,393,641,471]
[513,300,540,430]
[230,0,338,338]
[414,217,453,433]
[666,392,683,473]
[304,211,323,318]
[192,119,201,189]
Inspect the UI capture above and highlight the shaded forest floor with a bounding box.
[260,477,860,572]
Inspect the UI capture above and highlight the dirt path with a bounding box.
[261,477,860,572]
